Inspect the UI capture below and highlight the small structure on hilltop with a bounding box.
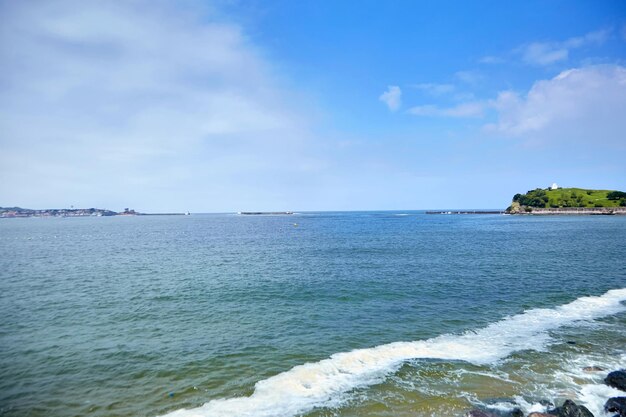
[550,183,559,190]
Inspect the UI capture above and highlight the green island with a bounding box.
[506,186,626,214]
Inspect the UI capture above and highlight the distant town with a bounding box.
[0,207,145,218]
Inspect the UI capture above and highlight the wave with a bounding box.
[161,288,626,417]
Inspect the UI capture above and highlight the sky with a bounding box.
[1,0,625,212]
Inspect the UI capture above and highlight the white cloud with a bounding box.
[519,29,610,66]
[486,65,626,148]
[0,0,322,211]
[407,64,626,148]
[408,102,485,118]
[379,85,402,111]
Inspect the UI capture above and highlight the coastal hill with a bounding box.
[507,187,626,214]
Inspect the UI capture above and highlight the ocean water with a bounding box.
[0,212,625,417]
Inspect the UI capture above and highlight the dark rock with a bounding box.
[551,399,594,417]
[582,366,605,372]
[528,414,555,417]
[606,370,626,392]
[605,397,626,416]
[510,408,524,417]
[466,409,499,417]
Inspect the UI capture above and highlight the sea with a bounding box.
[0,212,625,417]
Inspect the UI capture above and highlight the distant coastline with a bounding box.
[0,207,189,218]
[6,186,626,219]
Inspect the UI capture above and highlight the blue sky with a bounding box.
[1,0,625,212]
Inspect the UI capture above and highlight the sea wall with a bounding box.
[521,207,626,215]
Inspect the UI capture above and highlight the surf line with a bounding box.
[161,288,626,417]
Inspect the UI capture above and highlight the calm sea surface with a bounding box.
[1,212,625,417]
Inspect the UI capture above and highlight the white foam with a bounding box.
[161,288,626,417]
[553,352,626,416]
[578,384,625,416]
[511,396,550,414]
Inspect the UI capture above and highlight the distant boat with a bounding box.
[185,211,190,215]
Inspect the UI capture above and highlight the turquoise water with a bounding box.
[0,212,625,417]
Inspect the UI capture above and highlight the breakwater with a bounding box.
[426,210,505,215]
[238,211,294,215]
[517,207,626,215]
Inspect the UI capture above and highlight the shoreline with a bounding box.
[508,207,626,215]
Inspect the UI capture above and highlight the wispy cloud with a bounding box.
[0,1,320,211]
[518,29,611,66]
[411,83,455,96]
[454,70,483,85]
[563,29,610,47]
[407,102,485,118]
[521,43,569,66]
[479,55,505,64]
[379,85,402,111]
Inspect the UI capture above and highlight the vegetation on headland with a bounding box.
[506,187,626,213]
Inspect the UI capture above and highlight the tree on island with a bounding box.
[512,188,549,208]
[607,191,626,200]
